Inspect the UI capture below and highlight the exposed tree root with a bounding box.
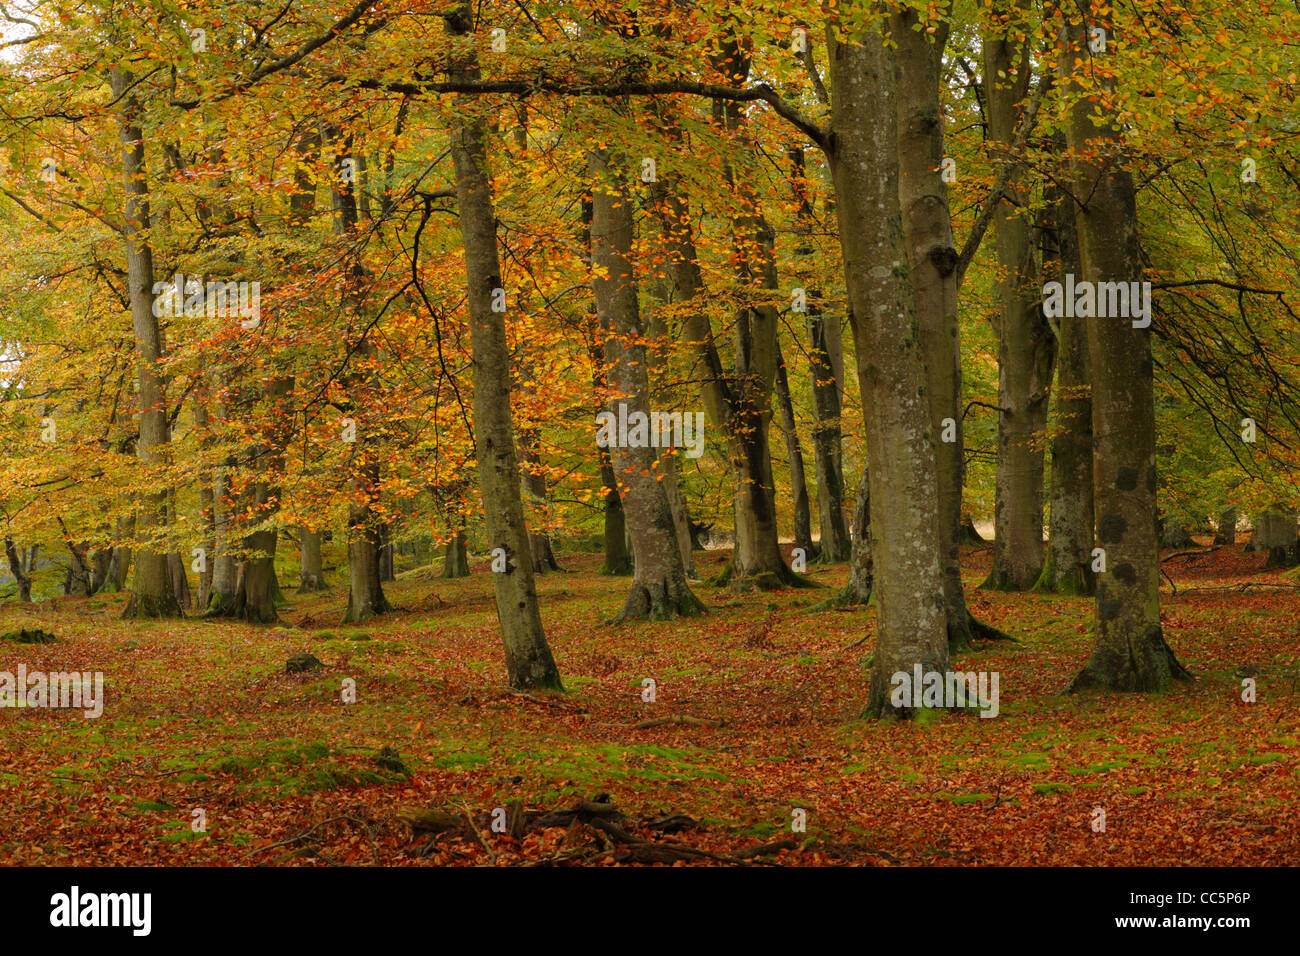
[969,614,1016,644]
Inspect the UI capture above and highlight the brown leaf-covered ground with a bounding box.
[2,541,1298,866]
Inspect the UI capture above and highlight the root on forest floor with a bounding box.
[395,794,799,866]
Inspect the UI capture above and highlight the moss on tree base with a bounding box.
[1030,558,1095,597]
[805,584,873,613]
[598,558,633,577]
[1068,627,1192,692]
[711,559,818,592]
[980,565,1039,592]
[122,592,184,620]
[607,579,706,623]
[340,599,390,625]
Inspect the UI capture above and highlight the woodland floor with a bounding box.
[1,540,1298,866]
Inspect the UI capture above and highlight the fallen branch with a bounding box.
[244,815,370,860]
[1161,546,1220,563]
[395,807,463,833]
[504,691,588,714]
[1174,582,1300,595]
[633,714,725,730]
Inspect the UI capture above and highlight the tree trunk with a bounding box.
[809,314,850,563]
[90,547,112,595]
[892,4,1000,649]
[526,506,560,574]
[959,515,987,545]
[1254,506,1299,568]
[206,463,239,614]
[379,522,397,581]
[235,494,279,624]
[983,10,1055,593]
[446,5,562,689]
[520,438,560,573]
[811,458,874,610]
[111,68,181,620]
[1039,147,1096,595]
[192,380,216,610]
[827,24,949,716]
[4,537,33,602]
[642,303,697,579]
[328,124,389,627]
[1061,3,1189,691]
[846,461,874,602]
[107,512,134,592]
[790,147,850,563]
[60,519,92,597]
[712,53,803,591]
[1160,520,1196,550]
[168,550,192,611]
[773,341,815,558]
[589,146,703,622]
[1214,507,1237,546]
[343,496,388,624]
[300,526,328,590]
[597,448,633,576]
[442,526,471,578]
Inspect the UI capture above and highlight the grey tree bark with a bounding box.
[597,444,632,576]
[111,68,181,620]
[892,5,1005,649]
[194,389,215,610]
[328,127,390,626]
[299,527,328,590]
[442,526,471,578]
[589,147,703,622]
[642,301,697,579]
[982,7,1056,593]
[107,513,134,592]
[774,342,815,558]
[810,457,874,610]
[1038,152,1096,595]
[1253,506,1299,568]
[790,147,850,563]
[827,20,949,715]
[1060,3,1189,691]
[446,5,562,688]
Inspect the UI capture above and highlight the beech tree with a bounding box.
[1059,1,1188,691]
[445,5,563,688]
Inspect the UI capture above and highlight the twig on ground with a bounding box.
[460,803,497,865]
